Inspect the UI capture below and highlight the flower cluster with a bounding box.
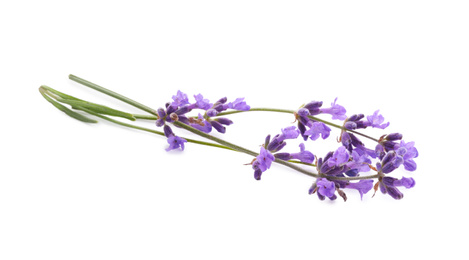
[158,91,418,201]
[255,98,418,201]
[296,98,347,141]
[251,126,315,180]
[156,90,250,151]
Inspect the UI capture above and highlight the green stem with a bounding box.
[69,74,158,115]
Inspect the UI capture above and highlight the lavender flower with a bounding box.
[191,94,212,110]
[327,146,350,167]
[376,133,403,158]
[290,143,315,163]
[304,122,331,141]
[379,176,415,200]
[166,135,187,151]
[267,126,300,152]
[171,90,190,107]
[189,114,212,133]
[205,96,250,116]
[163,125,187,151]
[346,150,372,173]
[365,110,390,129]
[280,126,300,141]
[275,143,315,164]
[311,178,337,200]
[320,98,347,120]
[345,180,374,200]
[303,101,323,115]
[395,141,418,171]
[227,97,250,111]
[252,146,275,180]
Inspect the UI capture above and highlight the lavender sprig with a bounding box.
[40,74,418,201]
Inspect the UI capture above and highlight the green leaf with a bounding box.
[56,98,136,121]
[40,85,136,121]
[39,87,98,123]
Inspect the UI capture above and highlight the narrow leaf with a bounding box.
[39,87,98,123]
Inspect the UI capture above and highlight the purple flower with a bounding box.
[320,98,347,120]
[327,146,350,167]
[190,116,212,133]
[279,126,300,141]
[346,150,372,172]
[275,143,315,163]
[314,178,337,200]
[192,94,212,110]
[163,124,187,151]
[252,161,263,180]
[379,176,415,200]
[210,120,226,133]
[171,90,190,107]
[290,143,315,163]
[165,135,187,151]
[365,110,390,129]
[376,133,403,158]
[303,101,323,115]
[376,151,403,174]
[395,141,418,171]
[252,146,275,180]
[227,97,250,111]
[304,122,331,141]
[257,146,275,172]
[345,180,374,200]
[267,126,300,152]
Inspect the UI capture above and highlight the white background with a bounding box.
[1,1,468,259]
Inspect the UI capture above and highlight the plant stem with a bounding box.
[69,74,158,115]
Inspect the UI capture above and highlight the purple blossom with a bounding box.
[344,114,367,130]
[320,98,347,120]
[165,135,187,151]
[327,146,350,167]
[314,178,337,200]
[257,146,275,172]
[376,140,418,174]
[190,115,212,133]
[267,126,300,152]
[303,101,323,115]
[171,90,190,107]
[252,161,263,180]
[275,143,315,164]
[210,120,226,133]
[376,151,403,174]
[227,97,250,111]
[346,150,372,172]
[252,146,275,180]
[365,110,390,129]
[304,122,331,141]
[379,176,415,200]
[345,180,374,200]
[163,125,187,151]
[205,109,217,117]
[395,141,418,171]
[290,143,315,164]
[192,94,212,110]
[375,133,403,159]
[279,126,300,141]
